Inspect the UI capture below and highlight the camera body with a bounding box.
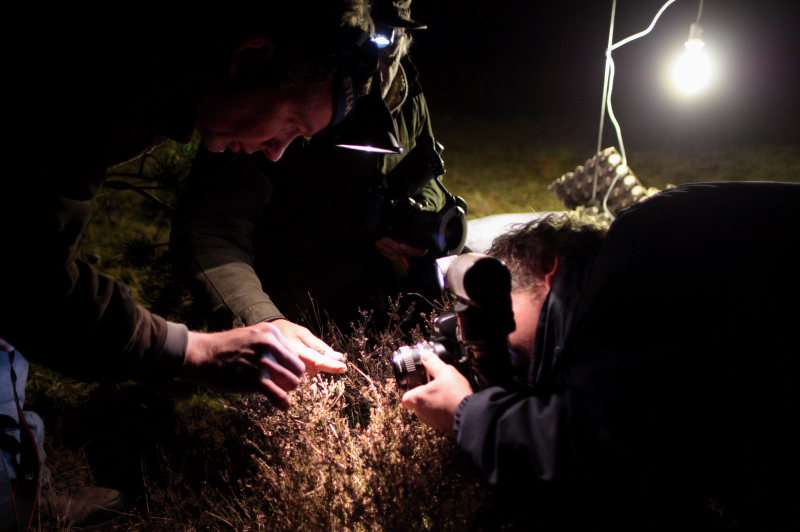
[391,312,460,389]
[391,253,517,391]
[364,135,467,257]
[370,194,468,257]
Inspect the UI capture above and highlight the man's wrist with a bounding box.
[453,393,475,439]
[232,304,284,327]
[160,321,190,380]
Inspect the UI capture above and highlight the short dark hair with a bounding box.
[208,0,374,91]
[488,213,608,291]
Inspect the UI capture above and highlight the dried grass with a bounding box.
[32,305,489,531]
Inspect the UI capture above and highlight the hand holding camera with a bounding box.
[392,253,517,391]
[374,235,428,261]
[401,350,472,437]
[398,253,519,433]
[365,135,467,259]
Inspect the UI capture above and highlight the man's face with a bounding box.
[378,29,407,97]
[508,287,549,364]
[196,78,333,162]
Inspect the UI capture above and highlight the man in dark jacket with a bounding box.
[2,3,373,529]
[171,0,460,355]
[403,182,800,530]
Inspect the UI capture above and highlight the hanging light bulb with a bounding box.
[672,22,712,95]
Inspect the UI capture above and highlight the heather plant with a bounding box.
[227,303,488,532]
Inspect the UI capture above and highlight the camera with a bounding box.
[391,253,517,391]
[383,194,468,257]
[365,135,467,257]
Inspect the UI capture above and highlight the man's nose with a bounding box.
[262,133,300,162]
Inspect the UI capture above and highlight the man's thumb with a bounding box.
[420,351,446,378]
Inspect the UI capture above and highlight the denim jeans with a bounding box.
[1,345,47,532]
[1,346,46,481]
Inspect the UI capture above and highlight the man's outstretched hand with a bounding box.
[182,322,306,410]
[269,318,347,377]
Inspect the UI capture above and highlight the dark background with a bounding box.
[408,0,800,149]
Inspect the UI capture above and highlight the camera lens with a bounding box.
[391,342,440,389]
[434,203,467,255]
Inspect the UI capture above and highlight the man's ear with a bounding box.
[229,37,275,78]
[541,253,560,291]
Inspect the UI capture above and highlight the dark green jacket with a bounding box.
[171,59,445,327]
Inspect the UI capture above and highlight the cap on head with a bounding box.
[371,0,427,29]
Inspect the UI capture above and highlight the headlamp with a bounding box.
[323,27,401,154]
[371,27,398,49]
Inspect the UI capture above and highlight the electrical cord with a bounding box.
[596,0,698,218]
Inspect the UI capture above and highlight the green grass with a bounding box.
[433,113,800,218]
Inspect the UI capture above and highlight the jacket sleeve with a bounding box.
[410,92,446,212]
[454,387,568,487]
[0,163,187,384]
[383,89,447,213]
[170,148,284,327]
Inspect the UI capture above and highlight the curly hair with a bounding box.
[487,213,608,291]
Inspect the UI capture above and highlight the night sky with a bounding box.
[408,0,800,147]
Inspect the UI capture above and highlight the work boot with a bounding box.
[40,473,128,530]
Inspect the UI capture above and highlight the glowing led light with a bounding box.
[672,23,712,95]
[371,29,397,49]
[372,35,392,47]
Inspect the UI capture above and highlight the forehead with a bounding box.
[278,77,334,135]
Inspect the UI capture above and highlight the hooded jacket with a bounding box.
[455,182,800,530]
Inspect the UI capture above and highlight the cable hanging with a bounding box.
[594,0,688,218]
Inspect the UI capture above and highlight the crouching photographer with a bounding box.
[390,251,522,436]
[402,182,800,531]
[391,252,519,390]
[364,134,467,303]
